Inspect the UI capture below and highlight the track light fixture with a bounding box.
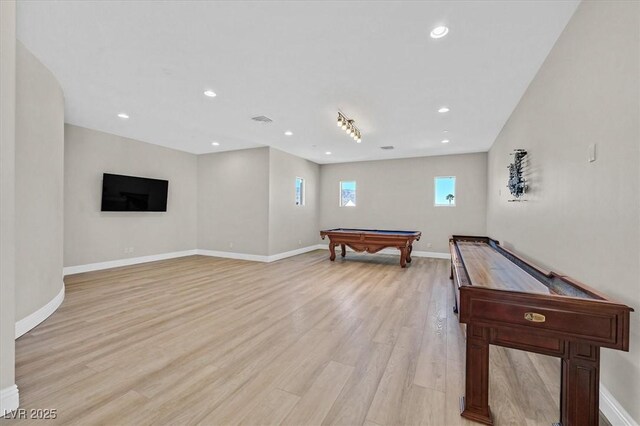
[336,111,362,143]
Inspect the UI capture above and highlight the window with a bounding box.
[435,176,456,206]
[295,177,305,206]
[340,181,356,207]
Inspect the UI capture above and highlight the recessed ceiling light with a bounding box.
[441,139,450,144]
[438,107,450,113]
[203,90,217,97]
[117,113,129,119]
[430,26,449,39]
[325,151,332,155]
[284,131,293,136]
[211,142,220,146]
[443,130,449,133]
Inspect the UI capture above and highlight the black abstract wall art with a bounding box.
[507,149,527,200]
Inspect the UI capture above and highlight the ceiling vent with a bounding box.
[251,115,273,123]
[380,146,395,150]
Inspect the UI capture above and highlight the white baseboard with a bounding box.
[196,249,268,262]
[316,244,450,259]
[62,247,322,277]
[600,384,638,426]
[266,245,324,262]
[15,282,65,338]
[0,385,19,417]
[62,245,447,277]
[63,249,198,276]
[404,249,450,259]
[196,245,322,263]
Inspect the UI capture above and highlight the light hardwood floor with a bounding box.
[7,251,565,425]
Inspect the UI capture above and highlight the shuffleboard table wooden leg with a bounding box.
[560,342,600,426]
[461,324,493,425]
[341,244,346,258]
[406,244,413,263]
[329,243,336,261]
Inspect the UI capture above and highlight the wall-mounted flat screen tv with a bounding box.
[101,173,168,212]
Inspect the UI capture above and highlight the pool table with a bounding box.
[319,228,422,268]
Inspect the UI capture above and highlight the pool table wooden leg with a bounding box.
[400,247,408,268]
[329,243,336,261]
[406,244,413,263]
[340,244,346,257]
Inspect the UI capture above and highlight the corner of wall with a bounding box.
[0,0,18,403]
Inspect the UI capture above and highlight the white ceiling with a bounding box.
[16,0,579,164]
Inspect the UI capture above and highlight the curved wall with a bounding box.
[15,41,65,325]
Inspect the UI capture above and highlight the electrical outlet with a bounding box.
[588,143,596,162]
[427,242,432,249]
[229,242,233,248]
[298,239,302,246]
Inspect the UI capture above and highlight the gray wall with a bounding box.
[486,0,640,420]
[0,0,17,398]
[64,125,198,267]
[15,42,64,321]
[319,153,488,253]
[65,142,317,261]
[197,147,270,256]
[268,148,320,255]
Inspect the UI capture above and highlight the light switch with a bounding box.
[588,143,596,162]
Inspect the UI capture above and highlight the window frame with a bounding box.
[434,176,456,207]
[339,180,357,207]
[295,177,305,206]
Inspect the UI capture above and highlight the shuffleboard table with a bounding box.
[450,235,633,426]
[319,228,421,268]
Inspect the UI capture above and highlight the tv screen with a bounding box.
[101,173,168,212]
